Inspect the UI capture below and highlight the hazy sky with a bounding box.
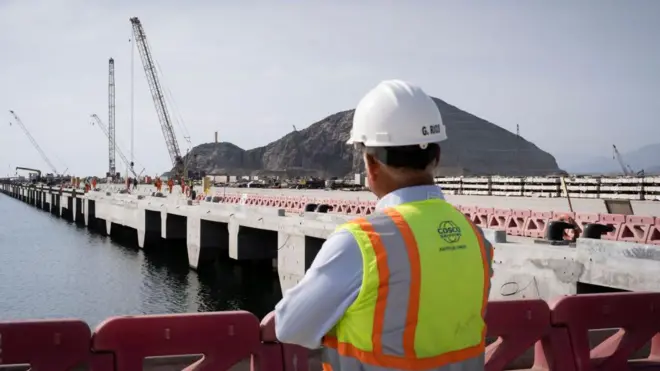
[1,0,659,177]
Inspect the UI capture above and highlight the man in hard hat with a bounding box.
[273,80,494,370]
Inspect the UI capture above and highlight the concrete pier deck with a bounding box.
[2,183,660,302]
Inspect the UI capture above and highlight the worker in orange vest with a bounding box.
[167,178,174,194]
[91,178,97,190]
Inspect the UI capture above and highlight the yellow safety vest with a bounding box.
[322,199,492,371]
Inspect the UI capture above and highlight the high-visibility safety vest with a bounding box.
[322,198,492,371]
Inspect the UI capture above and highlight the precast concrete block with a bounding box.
[490,242,580,301]
[576,238,660,292]
[481,228,507,244]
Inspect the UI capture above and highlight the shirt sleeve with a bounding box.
[274,228,363,349]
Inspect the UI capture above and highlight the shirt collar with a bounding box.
[375,184,445,211]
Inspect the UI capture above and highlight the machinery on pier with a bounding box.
[130,17,186,179]
[90,114,144,178]
[612,144,644,177]
[9,110,63,179]
[108,58,117,178]
[15,167,41,183]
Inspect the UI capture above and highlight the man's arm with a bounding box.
[274,229,363,349]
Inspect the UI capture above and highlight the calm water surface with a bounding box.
[0,194,282,325]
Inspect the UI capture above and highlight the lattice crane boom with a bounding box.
[129,17,183,173]
[612,144,633,176]
[8,110,58,175]
[108,58,117,175]
[91,114,140,178]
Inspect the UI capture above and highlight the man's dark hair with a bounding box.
[355,143,441,170]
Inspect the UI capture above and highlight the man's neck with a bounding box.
[376,177,435,198]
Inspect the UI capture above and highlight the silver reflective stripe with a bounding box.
[367,212,413,357]
[323,347,485,371]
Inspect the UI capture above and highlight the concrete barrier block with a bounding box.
[482,228,507,244]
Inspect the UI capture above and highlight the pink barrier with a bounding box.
[506,209,531,236]
[460,205,475,220]
[485,299,554,370]
[92,311,261,370]
[2,293,660,370]
[0,319,93,370]
[619,215,655,244]
[488,208,511,231]
[647,218,660,245]
[212,194,660,245]
[473,207,493,226]
[549,292,660,371]
[575,213,600,231]
[524,211,553,238]
[598,213,626,241]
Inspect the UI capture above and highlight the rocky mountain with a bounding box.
[182,98,562,178]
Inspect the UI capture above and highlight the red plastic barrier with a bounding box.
[648,218,660,245]
[550,292,660,371]
[618,216,655,244]
[92,311,261,370]
[257,312,310,371]
[0,319,93,370]
[574,213,600,231]
[506,209,531,236]
[524,211,552,238]
[485,299,552,370]
[460,205,476,220]
[598,213,626,241]
[473,207,493,226]
[488,209,511,231]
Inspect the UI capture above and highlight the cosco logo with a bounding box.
[437,221,462,244]
[438,226,460,234]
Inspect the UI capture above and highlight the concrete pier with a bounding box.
[2,183,660,302]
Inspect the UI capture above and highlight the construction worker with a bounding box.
[167,178,174,194]
[273,80,494,370]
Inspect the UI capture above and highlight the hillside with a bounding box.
[182,97,562,178]
[563,143,660,175]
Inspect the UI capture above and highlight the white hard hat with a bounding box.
[347,80,447,147]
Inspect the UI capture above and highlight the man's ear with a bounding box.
[364,153,378,174]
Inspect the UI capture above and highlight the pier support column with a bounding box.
[138,210,161,248]
[44,193,51,213]
[229,221,278,261]
[187,216,229,269]
[75,198,84,224]
[84,199,96,228]
[165,213,187,239]
[277,231,323,292]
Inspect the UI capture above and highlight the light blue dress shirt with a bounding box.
[274,185,448,349]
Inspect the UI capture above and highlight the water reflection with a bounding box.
[0,195,282,325]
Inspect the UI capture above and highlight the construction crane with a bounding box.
[129,17,184,177]
[90,114,143,178]
[612,144,644,177]
[9,110,59,175]
[108,58,117,177]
